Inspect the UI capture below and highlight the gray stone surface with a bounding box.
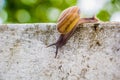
[0,23,120,80]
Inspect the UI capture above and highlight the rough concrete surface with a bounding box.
[0,22,120,80]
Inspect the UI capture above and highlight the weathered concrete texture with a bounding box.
[0,22,120,80]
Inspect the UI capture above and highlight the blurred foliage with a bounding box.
[2,0,77,23]
[97,0,120,21]
[0,0,120,23]
[97,10,110,21]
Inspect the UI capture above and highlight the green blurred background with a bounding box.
[0,0,120,23]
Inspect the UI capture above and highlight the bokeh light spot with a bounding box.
[78,0,110,17]
[47,8,60,22]
[97,10,110,21]
[110,11,120,22]
[0,0,5,11]
[0,10,8,23]
[16,9,31,23]
[35,5,48,22]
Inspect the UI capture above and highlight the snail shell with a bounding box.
[57,6,80,34]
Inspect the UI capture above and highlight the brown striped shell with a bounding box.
[57,6,80,34]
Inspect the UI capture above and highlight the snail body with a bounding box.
[48,6,98,58]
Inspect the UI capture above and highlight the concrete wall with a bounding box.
[0,23,120,80]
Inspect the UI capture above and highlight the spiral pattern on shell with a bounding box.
[57,6,80,34]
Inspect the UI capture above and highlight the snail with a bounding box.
[48,6,98,58]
